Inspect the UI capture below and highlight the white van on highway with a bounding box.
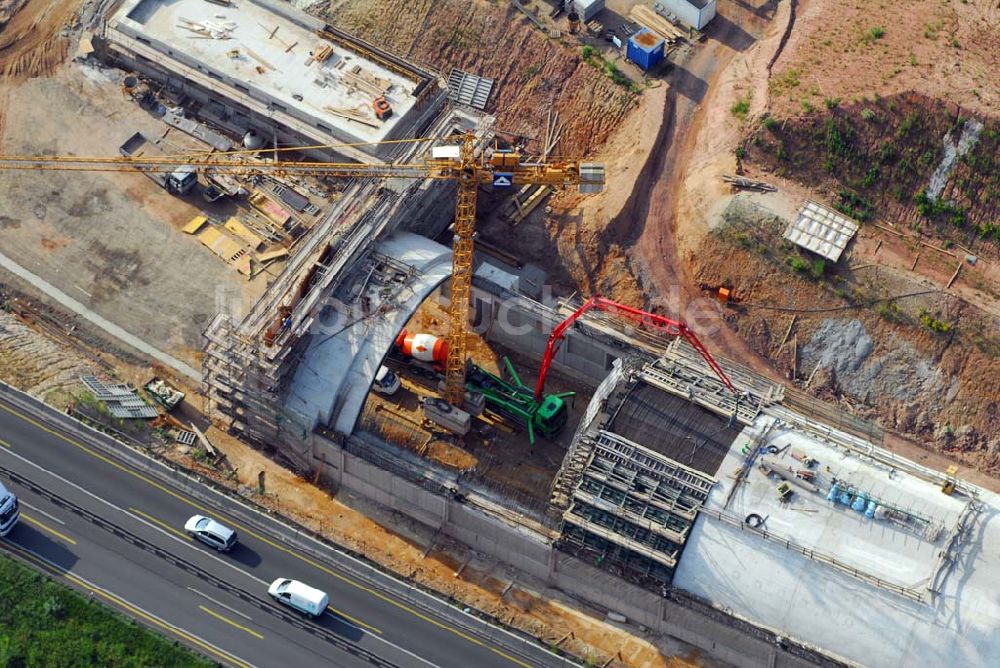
[0,480,20,537]
[268,578,329,618]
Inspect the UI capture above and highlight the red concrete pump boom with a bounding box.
[533,296,737,400]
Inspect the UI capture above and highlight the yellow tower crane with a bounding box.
[0,134,604,406]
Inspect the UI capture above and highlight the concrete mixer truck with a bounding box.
[390,331,573,443]
[389,330,449,378]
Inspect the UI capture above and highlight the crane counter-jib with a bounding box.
[0,156,603,189]
[0,156,442,180]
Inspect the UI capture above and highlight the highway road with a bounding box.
[0,385,571,668]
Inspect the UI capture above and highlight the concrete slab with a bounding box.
[674,413,1000,668]
[111,0,419,145]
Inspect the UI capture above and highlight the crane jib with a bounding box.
[0,135,605,412]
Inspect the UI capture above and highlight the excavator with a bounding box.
[0,131,604,430]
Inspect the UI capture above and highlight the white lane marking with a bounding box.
[187,587,253,621]
[0,446,440,666]
[4,391,544,666]
[19,499,66,525]
[3,542,255,668]
[0,445,267,587]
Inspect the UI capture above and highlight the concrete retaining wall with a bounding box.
[311,433,828,668]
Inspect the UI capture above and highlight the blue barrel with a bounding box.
[865,500,878,518]
[827,483,840,502]
[852,494,868,512]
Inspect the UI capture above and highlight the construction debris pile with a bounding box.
[79,374,158,419]
[177,17,237,39]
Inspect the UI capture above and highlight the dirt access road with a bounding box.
[609,0,783,376]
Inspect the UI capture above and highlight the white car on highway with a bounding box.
[184,515,238,552]
[0,480,20,537]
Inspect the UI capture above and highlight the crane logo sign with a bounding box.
[492,173,513,187]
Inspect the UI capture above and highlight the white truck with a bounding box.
[0,480,20,537]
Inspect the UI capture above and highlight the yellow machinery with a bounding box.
[0,134,603,406]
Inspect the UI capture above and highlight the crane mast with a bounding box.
[443,136,479,404]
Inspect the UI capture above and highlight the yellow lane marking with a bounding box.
[0,401,531,668]
[3,542,65,578]
[327,605,383,635]
[129,508,191,541]
[22,513,77,545]
[0,437,10,448]
[200,605,264,640]
[73,583,252,667]
[1,542,249,668]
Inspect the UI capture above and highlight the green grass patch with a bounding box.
[877,299,904,323]
[836,189,874,222]
[0,555,211,667]
[915,189,967,227]
[581,46,641,93]
[862,26,886,44]
[924,19,943,40]
[786,255,826,278]
[919,309,952,334]
[731,96,751,120]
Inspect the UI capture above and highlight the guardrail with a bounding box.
[0,380,570,667]
[0,463,403,667]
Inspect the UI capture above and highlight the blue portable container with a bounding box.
[627,29,666,71]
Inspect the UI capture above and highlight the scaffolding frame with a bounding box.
[555,429,716,587]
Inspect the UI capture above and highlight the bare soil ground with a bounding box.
[745,93,1000,240]
[769,0,999,119]
[0,65,269,368]
[0,309,93,395]
[480,81,670,303]
[314,0,638,157]
[695,197,1000,472]
[0,0,27,24]
[0,0,78,78]
[590,0,795,380]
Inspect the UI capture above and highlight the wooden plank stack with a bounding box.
[629,5,685,43]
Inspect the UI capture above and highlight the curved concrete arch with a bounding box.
[284,233,452,437]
